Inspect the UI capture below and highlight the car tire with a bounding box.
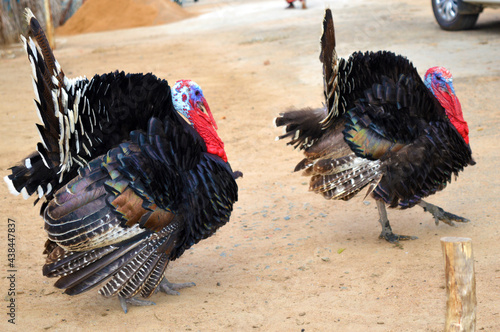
[431,0,479,30]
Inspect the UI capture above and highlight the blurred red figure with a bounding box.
[285,0,306,9]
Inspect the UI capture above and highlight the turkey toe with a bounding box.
[379,231,418,243]
[119,296,156,313]
[158,278,196,296]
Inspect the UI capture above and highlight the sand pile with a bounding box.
[56,0,192,35]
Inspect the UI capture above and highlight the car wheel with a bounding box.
[431,0,479,30]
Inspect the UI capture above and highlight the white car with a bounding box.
[432,0,500,30]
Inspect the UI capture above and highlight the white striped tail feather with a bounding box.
[319,58,353,130]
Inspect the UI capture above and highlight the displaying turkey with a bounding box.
[4,9,240,312]
[275,9,474,243]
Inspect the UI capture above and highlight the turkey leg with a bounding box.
[376,200,418,243]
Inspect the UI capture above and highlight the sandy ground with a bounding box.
[0,0,499,330]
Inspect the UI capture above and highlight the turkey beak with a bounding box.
[199,97,218,130]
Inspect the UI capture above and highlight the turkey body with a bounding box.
[275,9,474,242]
[4,9,238,311]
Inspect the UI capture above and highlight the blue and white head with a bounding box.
[172,79,217,129]
[171,79,227,162]
[424,66,455,96]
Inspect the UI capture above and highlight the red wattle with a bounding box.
[189,104,228,162]
[434,87,470,145]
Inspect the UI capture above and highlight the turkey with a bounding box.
[275,9,474,243]
[4,9,240,312]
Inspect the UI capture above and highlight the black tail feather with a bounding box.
[274,107,326,150]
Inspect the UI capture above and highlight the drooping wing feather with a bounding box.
[42,122,184,296]
[307,154,382,200]
[42,149,173,296]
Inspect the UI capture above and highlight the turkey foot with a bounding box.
[157,277,196,296]
[418,200,470,226]
[119,296,156,314]
[377,200,418,243]
[379,227,418,243]
[118,278,195,313]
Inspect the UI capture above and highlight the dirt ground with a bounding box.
[0,0,499,330]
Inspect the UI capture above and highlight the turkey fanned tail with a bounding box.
[5,10,178,204]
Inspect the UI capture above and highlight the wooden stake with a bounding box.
[441,237,476,332]
[44,0,55,49]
